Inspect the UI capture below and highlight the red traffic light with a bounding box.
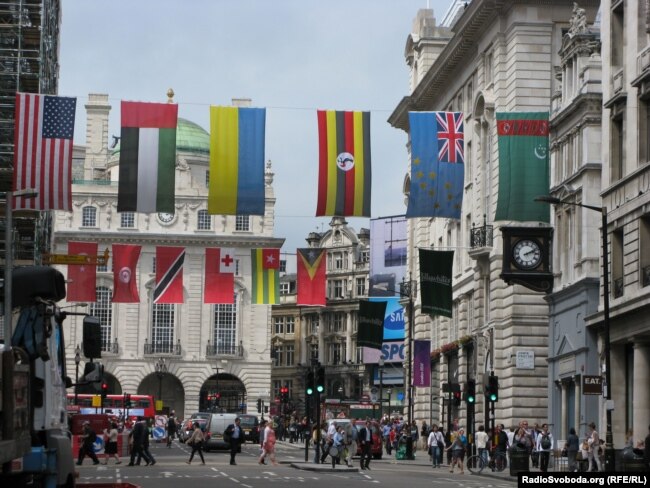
[101,383,108,390]
[215,393,221,399]
[280,386,288,394]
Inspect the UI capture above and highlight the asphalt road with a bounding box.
[75,439,517,488]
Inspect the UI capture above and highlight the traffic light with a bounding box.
[101,381,108,405]
[485,375,499,402]
[124,393,132,409]
[464,380,476,404]
[280,386,289,404]
[315,367,325,394]
[305,371,315,396]
[83,362,104,385]
[215,392,221,405]
[453,390,461,406]
[256,398,262,413]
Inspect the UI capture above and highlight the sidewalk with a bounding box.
[277,438,557,481]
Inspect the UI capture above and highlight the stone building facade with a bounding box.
[55,94,283,419]
[389,2,600,434]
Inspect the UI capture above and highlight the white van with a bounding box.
[204,413,238,451]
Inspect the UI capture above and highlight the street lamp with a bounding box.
[74,345,81,405]
[535,195,615,471]
[155,357,167,413]
[378,357,385,420]
[386,387,393,419]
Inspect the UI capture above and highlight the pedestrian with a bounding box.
[421,421,429,450]
[137,423,155,466]
[566,427,580,472]
[644,424,650,471]
[345,420,359,467]
[389,425,398,457]
[311,423,320,464]
[514,420,534,461]
[359,419,373,470]
[225,417,243,465]
[166,413,176,448]
[259,419,268,464]
[320,421,337,464]
[437,427,446,466]
[103,422,121,465]
[128,417,152,466]
[586,422,602,472]
[331,425,345,468]
[446,428,466,474]
[475,425,489,466]
[186,421,205,465]
[259,421,278,466]
[76,421,100,466]
[536,424,553,473]
[427,424,444,468]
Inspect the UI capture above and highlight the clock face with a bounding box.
[158,212,174,224]
[512,239,542,270]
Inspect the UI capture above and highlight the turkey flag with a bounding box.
[67,242,97,302]
[112,244,141,303]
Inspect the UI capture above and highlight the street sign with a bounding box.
[370,387,379,402]
[42,248,110,266]
[583,375,603,395]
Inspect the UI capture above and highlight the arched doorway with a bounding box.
[199,373,247,414]
[138,373,186,419]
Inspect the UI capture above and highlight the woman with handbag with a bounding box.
[427,424,444,468]
[586,422,602,472]
[186,422,205,465]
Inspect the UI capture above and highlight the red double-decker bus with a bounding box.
[66,394,155,421]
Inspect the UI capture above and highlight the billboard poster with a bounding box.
[369,216,407,296]
[363,341,405,364]
[369,296,404,341]
[412,340,431,387]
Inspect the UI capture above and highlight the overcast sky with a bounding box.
[58,0,452,260]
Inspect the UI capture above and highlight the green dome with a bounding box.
[111,117,209,155]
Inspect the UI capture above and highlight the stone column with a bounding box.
[346,312,353,362]
[574,374,581,436]
[633,343,650,442]
[560,380,567,439]
[318,311,325,363]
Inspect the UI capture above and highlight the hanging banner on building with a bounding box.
[419,248,453,317]
[412,340,431,387]
[369,296,404,340]
[363,341,405,364]
[357,300,387,350]
[369,215,407,297]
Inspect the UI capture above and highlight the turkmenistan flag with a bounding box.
[495,112,550,222]
[251,248,280,304]
[118,101,178,214]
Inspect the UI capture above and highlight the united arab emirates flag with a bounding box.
[495,112,550,222]
[117,101,178,214]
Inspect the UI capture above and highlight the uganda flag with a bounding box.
[117,101,178,214]
[251,248,279,305]
[316,110,371,217]
[297,248,326,306]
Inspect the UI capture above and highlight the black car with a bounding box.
[239,414,260,443]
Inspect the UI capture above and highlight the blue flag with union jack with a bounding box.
[406,111,464,219]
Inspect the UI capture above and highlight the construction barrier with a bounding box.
[72,432,131,460]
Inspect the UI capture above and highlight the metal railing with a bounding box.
[144,339,181,356]
[470,219,494,249]
[102,339,119,354]
[642,265,650,287]
[206,342,243,358]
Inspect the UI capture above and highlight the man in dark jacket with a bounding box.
[166,414,176,447]
[225,417,243,465]
[358,420,373,470]
[76,421,100,465]
[128,417,153,466]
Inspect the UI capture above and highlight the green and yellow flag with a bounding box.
[251,248,280,304]
[495,112,550,222]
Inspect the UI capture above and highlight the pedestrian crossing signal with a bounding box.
[484,375,499,402]
[315,367,325,394]
[305,371,314,396]
[464,380,476,404]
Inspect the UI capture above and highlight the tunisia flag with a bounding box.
[204,248,235,304]
[112,244,141,303]
[67,242,98,302]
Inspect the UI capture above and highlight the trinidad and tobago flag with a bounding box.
[154,246,185,303]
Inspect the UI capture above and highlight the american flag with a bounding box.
[436,111,464,164]
[13,93,76,210]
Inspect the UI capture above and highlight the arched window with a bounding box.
[82,206,97,227]
[90,286,113,352]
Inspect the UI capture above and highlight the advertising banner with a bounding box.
[369,216,407,296]
[412,340,431,387]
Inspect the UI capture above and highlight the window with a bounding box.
[285,317,295,334]
[451,301,459,342]
[274,317,284,334]
[610,108,625,182]
[213,295,238,355]
[151,303,175,353]
[639,98,650,164]
[612,228,624,298]
[197,209,211,230]
[273,346,283,367]
[329,342,342,364]
[360,250,370,263]
[308,315,319,335]
[90,286,112,351]
[273,380,282,398]
[330,252,345,270]
[330,313,344,333]
[205,170,210,187]
[640,216,650,287]
[82,206,97,227]
[279,280,295,295]
[329,279,345,299]
[310,343,318,360]
[235,215,250,231]
[120,212,135,228]
[484,50,493,85]
[355,346,363,364]
[285,344,294,366]
[356,277,366,297]
[279,260,287,273]
[235,259,241,276]
[611,1,625,68]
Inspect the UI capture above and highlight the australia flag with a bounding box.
[406,111,464,219]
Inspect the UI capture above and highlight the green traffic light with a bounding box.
[489,393,497,402]
[316,385,324,393]
[306,387,313,395]
[467,395,475,403]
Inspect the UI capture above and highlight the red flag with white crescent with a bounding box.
[112,244,141,303]
[67,242,97,302]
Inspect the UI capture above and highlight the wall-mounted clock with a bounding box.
[501,226,553,293]
[512,238,542,270]
[158,212,174,224]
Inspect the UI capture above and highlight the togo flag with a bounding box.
[117,101,178,214]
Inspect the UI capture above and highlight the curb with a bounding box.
[290,462,359,473]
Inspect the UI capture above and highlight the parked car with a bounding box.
[239,414,260,443]
[203,413,238,451]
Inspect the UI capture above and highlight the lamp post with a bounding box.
[378,357,384,420]
[535,195,615,471]
[155,357,167,413]
[387,387,392,419]
[74,345,81,405]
